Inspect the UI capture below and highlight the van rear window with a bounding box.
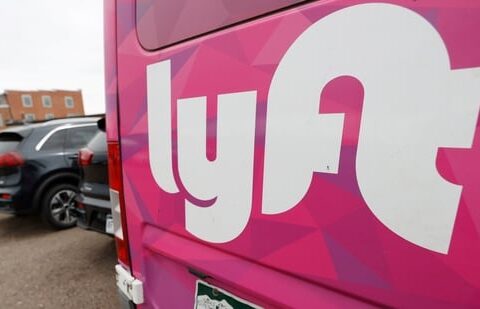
[136,0,306,50]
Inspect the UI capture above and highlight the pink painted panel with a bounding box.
[111,0,480,307]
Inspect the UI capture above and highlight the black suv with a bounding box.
[0,117,99,228]
[75,118,112,235]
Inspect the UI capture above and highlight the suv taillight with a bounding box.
[78,148,94,166]
[108,142,131,267]
[0,152,24,167]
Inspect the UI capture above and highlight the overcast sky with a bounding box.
[0,0,105,114]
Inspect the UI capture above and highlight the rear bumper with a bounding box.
[74,193,112,235]
[116,264,143,307]
[0,185,29,214]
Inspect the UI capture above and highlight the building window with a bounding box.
[45,113,54,120]
[42,95,52,108]
[67,113,78,117]
[65,96,74,108]
[0,96,8,107]
[24,113,36,122]
[22,95,33,108]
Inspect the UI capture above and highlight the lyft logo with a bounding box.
[147,4,480,254]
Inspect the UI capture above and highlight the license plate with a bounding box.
[195,280,262,309]
[105,216,114,235]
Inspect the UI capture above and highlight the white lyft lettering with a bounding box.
[147,4,480,253]
[177,92,256,243]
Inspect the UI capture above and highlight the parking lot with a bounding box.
[0,213,118,308]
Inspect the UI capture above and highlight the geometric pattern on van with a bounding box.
[114,0,480,307]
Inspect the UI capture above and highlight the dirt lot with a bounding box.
[0,213,119,308]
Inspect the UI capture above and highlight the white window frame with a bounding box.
[42,95,52,108]
[45,113,54,120]
[22,94,33,108]
[24,113,36,121]
[64,96,74,109]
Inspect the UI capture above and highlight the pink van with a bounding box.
[105,0,480,308]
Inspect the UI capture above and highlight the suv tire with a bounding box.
[41,183,78,229]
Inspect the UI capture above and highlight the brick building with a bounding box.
[0,90,85,128]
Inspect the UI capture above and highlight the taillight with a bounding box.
[0,193,12,200]
[108,142,131,267]
[0,152,24,167]
[108,143,122,191]
[78,148,94,166]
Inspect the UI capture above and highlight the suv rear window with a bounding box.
[136,0,305,50]
[0,132,23,153]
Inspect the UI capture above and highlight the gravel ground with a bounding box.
[0,213,119,309]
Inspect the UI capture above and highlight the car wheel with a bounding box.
[41,183,78,229]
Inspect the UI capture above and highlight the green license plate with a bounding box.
[195,280,262,309]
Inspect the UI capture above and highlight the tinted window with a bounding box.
[65,126,97,150]
[41,130,66,152]
[88,131,107,153]
[136,0,305,49]
[0,132,22,153]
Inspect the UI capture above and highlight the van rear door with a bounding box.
[111,0,480,307]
